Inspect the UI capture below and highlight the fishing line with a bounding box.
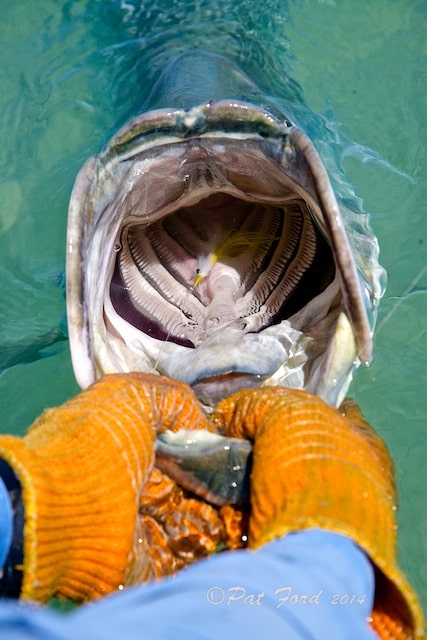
[150,326,174,374]
[375,263,427,335]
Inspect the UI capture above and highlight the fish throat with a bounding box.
[112,191,334,348]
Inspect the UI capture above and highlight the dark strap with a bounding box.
[0,459,24,598]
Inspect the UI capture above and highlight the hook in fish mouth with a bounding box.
[66,100,380,408]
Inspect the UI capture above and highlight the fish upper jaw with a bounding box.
[66,100,381,408]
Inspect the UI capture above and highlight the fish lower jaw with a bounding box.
[96,292,358,409]
[192,373,267,407]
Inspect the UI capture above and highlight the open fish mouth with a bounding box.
[67,99,380,408]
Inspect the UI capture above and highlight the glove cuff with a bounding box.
[0,458,24,597]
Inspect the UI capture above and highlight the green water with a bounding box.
[0,0,425,612]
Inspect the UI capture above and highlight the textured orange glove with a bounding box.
[0,372,210,603]
[214,387,424,640]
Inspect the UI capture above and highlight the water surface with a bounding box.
[0,0,425,610]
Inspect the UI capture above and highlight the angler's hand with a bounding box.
[213,387,423,639]
[0,373,210,603]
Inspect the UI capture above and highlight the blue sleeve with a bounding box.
[0,477,13,568]
[0,528,376,640]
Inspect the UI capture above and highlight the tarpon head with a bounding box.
[66,54,385,408]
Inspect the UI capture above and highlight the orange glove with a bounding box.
[0,372,210,603]
[214,387,424,640]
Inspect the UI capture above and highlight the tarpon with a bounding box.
[67,53,384,409]
[66,8,385,502]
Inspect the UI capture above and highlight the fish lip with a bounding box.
[67,99,382,406]
[192,372,267,407]
[159,329,292,385]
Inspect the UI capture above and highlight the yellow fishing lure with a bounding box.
[193,230,275,287]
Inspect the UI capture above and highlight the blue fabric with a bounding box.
[0,478,12,568]
[0,528,376,640]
